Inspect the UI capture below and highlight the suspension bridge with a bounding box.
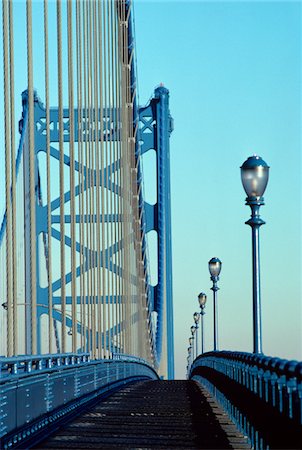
[0,1,301,449]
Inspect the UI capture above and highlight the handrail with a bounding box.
[112,352,146,363]
[190,351,302,450]
[191,350,302,380]
[0,352,90,378]
[0,355,158,449]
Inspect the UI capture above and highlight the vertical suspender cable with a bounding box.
[82,1,87,353]
[93,0,101,359]
[125,4,132,355]
[56,0,66,352]
[120,0,126,354]
[85,0,91,355]
[122,0,129,355]
[113,0,117,356]
[109,0,114,356]
[118,0,125,354]
[26,0,37,354]
[76,0,82,350]
[98,0,106,359]
[92,1,97,359]
[88,0,96,359]
[67,0,77,352]
[117,1,123,354]
[103,0,110,357]
[113,2,120,354]
[87,0,92,355]
[76,0,85,352]
[114,1,119,355]
[8,0,17,356]
[83,2,90,353]
[44,0,53,354]
[3,0,13,356]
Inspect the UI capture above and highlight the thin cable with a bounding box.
[103,0,110,357]
[8,0,17,356]
[113,1,120,354]
[88,0,96,359]
[26,0,37,355]
[117,0,125,354]
[67,0,77,353]
[3,0,13,357]
[56,0,66,352]
[109,0,115,357]
[87,0,93,356]
[44,0,53,354]
[121,0,131,355]
[76,0,85,352]
[83,1,90,354]
[93,0,101,359]
[98,0,106,359]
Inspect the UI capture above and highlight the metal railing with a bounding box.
[190,351,302,449]
[0,353,90,378]
[0,353,158,449]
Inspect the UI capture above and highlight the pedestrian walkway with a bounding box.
[35,380,250,449]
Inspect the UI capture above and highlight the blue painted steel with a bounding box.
[189,351,302,441]
[245,199,266,355]
[15,88,151,355]
[211,278,219,351]
[0,353,158,449]
[138,87,174,379]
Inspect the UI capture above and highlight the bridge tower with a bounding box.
[0,0,174,379]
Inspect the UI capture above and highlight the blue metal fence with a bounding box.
[0,354,158,449]
[190,351,302,449]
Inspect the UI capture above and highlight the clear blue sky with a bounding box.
[134,1,301,378]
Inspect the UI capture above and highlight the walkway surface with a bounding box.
[35,380,251,449]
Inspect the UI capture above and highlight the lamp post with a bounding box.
[241,155,269,354]
[193,312,200,357]
[208,257,222,351]
[190,325,196,360]
[187,346,192,368]
[198,292,207,354]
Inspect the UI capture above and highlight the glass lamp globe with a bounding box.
[241,155,269,198]
[208,257,222,278]
[193,312,200,324]
[191,325,196,335]
[198,292,207,308]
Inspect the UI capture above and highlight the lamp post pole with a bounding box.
[189,337,193,366]
[198,292,207,354]
[193,312,200,357]
[188,346,192,369]
[208,258,222,352]
[241,155,269,354]
[190,326,196,361]
[212,279,219,351]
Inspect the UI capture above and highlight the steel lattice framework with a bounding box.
[0,0,174,379]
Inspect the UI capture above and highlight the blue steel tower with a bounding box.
[139,85,174,379]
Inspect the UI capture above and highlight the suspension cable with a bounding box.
[44,0,53,354]
[8,0,18,356]
[56,0,66,352]
[26,0,37,355]
[67,0,77,353]
[3,0,13,357]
